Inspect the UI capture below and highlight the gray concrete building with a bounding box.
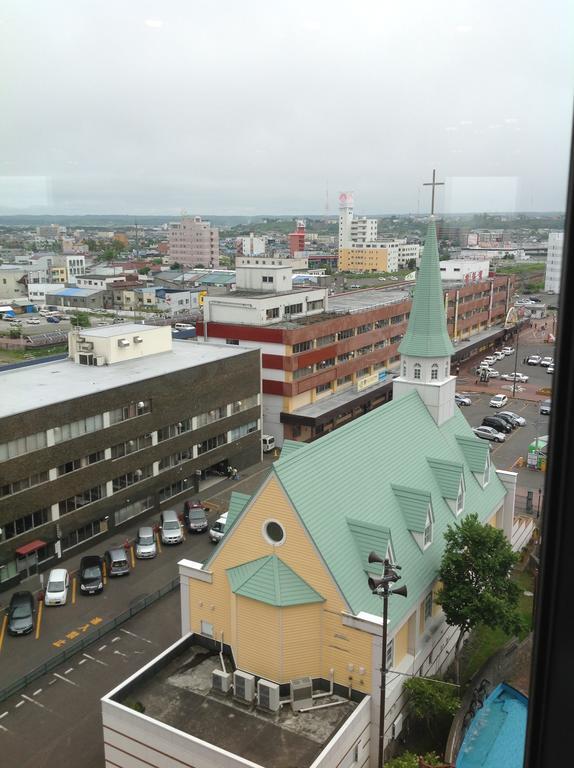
[0,324,261,590]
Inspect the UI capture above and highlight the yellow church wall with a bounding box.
[236,596,281,681]
[186,474,373,690]
[281,603,323,680]
[488,512,497,528]
[394,620,410,665]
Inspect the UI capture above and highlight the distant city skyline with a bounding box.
[1,1,572,216]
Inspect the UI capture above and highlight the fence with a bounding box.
[0,575,180,704]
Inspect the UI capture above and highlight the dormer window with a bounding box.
[414,363,421,380]
[423,505,434,548]
[456,477,465,515]
[403,361,407,376]
[431,363,438,380]
[445,362,449,376]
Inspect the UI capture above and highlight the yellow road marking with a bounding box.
[130,545,135,569]
[35,600,43,640]
[72,577,77,604]
[102,560,107,585]
[156,532,162,554]
[0,614,7,652]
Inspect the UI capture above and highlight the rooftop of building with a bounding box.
[0,332,251,418]
[109,635,358,768]
[47,286,104,297]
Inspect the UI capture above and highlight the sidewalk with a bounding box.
[0,451,276,610]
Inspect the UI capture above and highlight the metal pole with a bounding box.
[379,585,389,768]
[513,325,520,398]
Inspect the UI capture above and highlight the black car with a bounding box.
[79,555,104,595]
[8,591,34,636]
[183,499,209,532]
[482,416,512,434]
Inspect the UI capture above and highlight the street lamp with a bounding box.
[367,552,408,768]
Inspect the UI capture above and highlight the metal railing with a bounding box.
[0,575,180,703]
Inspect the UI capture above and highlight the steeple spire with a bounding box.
[398,217,454,358]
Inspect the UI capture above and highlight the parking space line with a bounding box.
[15,701,24,709]
[83,652,108,666]
[35,599,43,640]
[72,577,77,604]
[79,659,87,665]
[98,644,107,651]
[54,673,78,687]
[21,694,45,709]
[0,712,8,720]
[130,546,135,569]
[102,560,107,585]
[64,667,74,675]
[156,532,162,554]
[33,689,42,696]
[111,636,121,643]
[0,615,7,652]
[121,628,152,644]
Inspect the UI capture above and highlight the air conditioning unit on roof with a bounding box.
[257,679,281,712]
[212,669,232,693]
[117,338,130,347]
[233,670,255,703]
[290,676,313,712]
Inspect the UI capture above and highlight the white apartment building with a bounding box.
[545,232,564,294]
[439,259,490,282]
[350,216,378,243]
[168,216,220,269]
[237,233,266,256]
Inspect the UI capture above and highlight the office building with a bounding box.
[0,325,261,590]
[544,232,564,293]
[168,216,220,269]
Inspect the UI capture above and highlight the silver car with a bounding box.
[135,526,157,559]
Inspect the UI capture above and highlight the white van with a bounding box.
[173,323,195,331]
[44,568,70,606]
[262,434,275,453]
[209,512,228,544]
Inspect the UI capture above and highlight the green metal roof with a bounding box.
[398,218,455,358]
[347,518,391,576]
[271,390,507,628]
[392,485,431,533]
[277,440,306,460]
[455,435,490,473]
[224,491,251,533]
[226,555,325,607]
[427,458,464,499]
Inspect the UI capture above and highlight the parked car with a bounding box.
[493,351,505,360]
[492,413,517,430]
[7,591,35,636]
[501,346,515,356]
[183,499,209,530]
[476,367,500,378]
[46,316,61,323]
[547,364,555,374]
[25,318,41,325]
[500,372,529,383]
[79,555,104,595]
[490,394,508,408]
[499,410,526,427]
[455,393,472,406]
[473,426,506,443]
[135,526,157,559]
[104,546,130,577]
[209,513,228,544]
[482,416,512,434]
[482,356,497,366]
[262,434,276,453]
[540,399,552,416]
[44,568,70,606]
[186,505,208,533]
[160,509,184,544]
[527,355,542,365]
[540,356,554,367]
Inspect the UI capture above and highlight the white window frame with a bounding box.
[423,504,434,549]
[414,363,421,380]
[484,452,491,486]
[456,476,465,515]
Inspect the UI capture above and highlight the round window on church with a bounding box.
[263,520,285,545]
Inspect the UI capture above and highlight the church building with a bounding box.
[101,215,524,768]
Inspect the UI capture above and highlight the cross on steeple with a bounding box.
[423,169,444,216]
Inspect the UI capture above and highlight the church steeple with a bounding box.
[393,171,456,426]
[398,217,454,359]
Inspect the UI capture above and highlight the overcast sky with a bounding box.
[1,0,573,216]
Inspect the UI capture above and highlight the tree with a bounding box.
[70,311,91,328]
[171,261,182,271]
[436,513,525,682]
[386,751,445,768]
[403,677,460,735]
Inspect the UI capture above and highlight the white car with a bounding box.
[26,318,41,325]
[209,513,229,544]
[499,411,526,427]
[547,364,555,374]
[493,351,505,360]
[500,372,529,383]
[540,357,553,367]
[482,356,497,366]
[455,393,472,406]
[527,355,542,365]
[501,347,515,356]
[490,394,508,408]
[44,568,70,606]
[473,426,506,443]
[476,367,500,378]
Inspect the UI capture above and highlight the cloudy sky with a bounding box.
[1,0,573,215]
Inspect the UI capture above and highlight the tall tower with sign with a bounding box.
[338,192,354,250]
